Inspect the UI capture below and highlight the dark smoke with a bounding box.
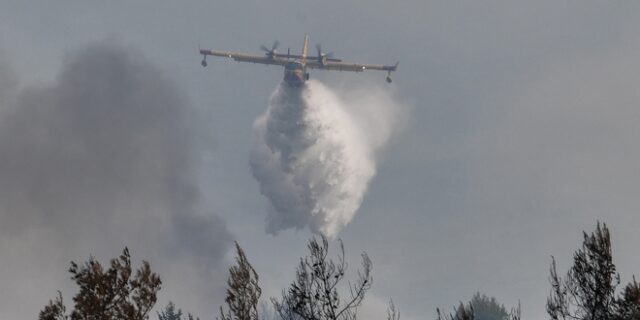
[0,42,232,316]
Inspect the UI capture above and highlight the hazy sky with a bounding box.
[2,1,640,319]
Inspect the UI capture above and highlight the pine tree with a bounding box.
[158,302,199,320]
[546,222,640,320]
[39,248,161,320]
[219,242,262,320]
[436,294,520,320]
[271,236,373,320]
[547,222,620,320]
[616,277,640,320]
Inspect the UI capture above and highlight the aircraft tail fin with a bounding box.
[301,34,309,61]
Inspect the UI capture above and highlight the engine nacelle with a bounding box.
[386,76,392,83]
[201,58,208,67]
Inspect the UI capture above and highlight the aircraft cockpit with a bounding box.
[285,61,304,70]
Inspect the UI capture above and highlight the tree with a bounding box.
[546,222,640,320]
[387,299,401,320]
[157,302,199,320]
[617,277,640,320]
[39,248,162,320]
[547,222,620,320]
[271,236,373,320]
[40,292,68,320]
[470,293,509,320]
[437,302,474,320]
[158,302,183,320]
[219,242,262,320]
[436,294,520,320]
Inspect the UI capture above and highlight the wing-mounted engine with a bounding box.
[198,34,397,87]
[260,41,280,59]
[315,44,334,66]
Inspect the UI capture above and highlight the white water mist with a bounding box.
[250,80,402,237]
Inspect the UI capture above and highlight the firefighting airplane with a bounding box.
[199,34,398,87]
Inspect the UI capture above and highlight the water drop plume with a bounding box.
[250,80,403,237]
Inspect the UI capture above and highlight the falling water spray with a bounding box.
[250,80,402,237]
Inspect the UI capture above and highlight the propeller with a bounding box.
[260,41,280,58]
[315,44,334,61]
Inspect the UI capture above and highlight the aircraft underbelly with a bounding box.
[284,69,305,87]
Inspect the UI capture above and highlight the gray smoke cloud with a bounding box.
[250,80,403,237]
[0,42,232,317]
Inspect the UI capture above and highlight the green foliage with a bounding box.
[39,248,161,320]
[437,302,474,320]
[470,293,509,320]
[436,294,520,320]
[158,302,199,320]
[158,302,183,320]
[219,242,262,320]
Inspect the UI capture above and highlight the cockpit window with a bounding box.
[286,62,302,70]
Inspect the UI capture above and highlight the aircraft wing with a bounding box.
[306,60,398,73]
[200,49,288,67]
[273,53,342,62]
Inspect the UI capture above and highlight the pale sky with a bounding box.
[1,1,640,319]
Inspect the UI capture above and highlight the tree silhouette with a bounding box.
[219,242,262,320]
[157,302,199,320]
[271,236,373,320]
[436,293,520,320]
[547,222,619,320]
[617,277,640,319]
[39,248,161,320]
[437,302,474,320]
[470,293,509,320]
[546,222,640,320]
